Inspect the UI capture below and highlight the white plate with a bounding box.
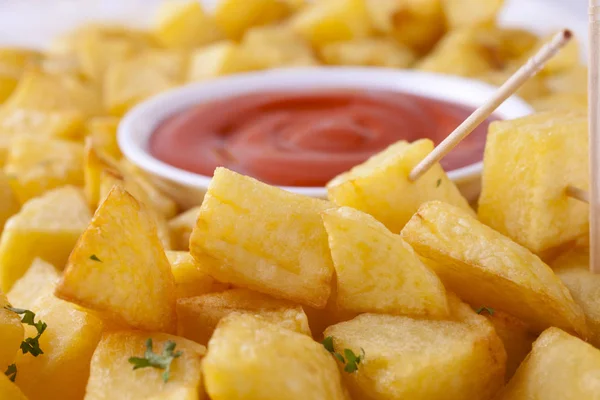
[0,0,589,57]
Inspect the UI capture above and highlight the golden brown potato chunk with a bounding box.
[324,296,506,400]
[442,0,504,29]
[13,295,103,400]
[497,328,600,400]
[215,0,291,40]
[321,38,415,68]
[177,288,311,346]
[481,309,537,380]
[166,251,228,299]
[86,331,206,400]
[291,0,372,47]
[154,0,223,49]
[552,247,600,348]
[8,258,59,310]
[168,206,200,250]
[478,112,588,255]
[401,201,587,337]
[55,186,177,333]
[203,313,349,400]
[322,207,448,317]
[0,186,90,292]
[365,0,445,54]
[5,135,84,204]
[190,168,335,308]
[327,139,472,234]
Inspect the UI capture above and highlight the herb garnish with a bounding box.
[322,336,365,373]
[4,364,16,382]
[476,306,495,316]
[6,307,47,356]
[436,178,442,188]
[90,254,102,262]
[128,338,182,383]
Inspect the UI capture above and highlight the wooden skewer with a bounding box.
[589,0,600,274]
[566,185,590,204]
[408,29,573,182]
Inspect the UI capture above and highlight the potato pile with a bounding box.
[0,104,598,399]
[0,0,597,399]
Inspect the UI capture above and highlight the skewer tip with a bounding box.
[562,29,573,40]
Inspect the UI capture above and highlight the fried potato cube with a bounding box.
[119,159,178,218]
[322,207,448,317]
[327,139,472,234]
[169,206,200,250]
[5,135,84,204]
[85,144,178,219]
[85,117,122,160]
[190,168,335,308]
[478,112,588,255]
[417,28,500,77]
[365,0,445,54]
[401,201,587,336]
[551,247,600,348]
[324,296,506,400]
[0,186,91,292]
[187,41,241,82]
[443,0,503,29]
[177,288,311,346]
[76,33,139,82]
[104,50,186,116]
[203,313,348,400]
[0,171,19,233]
[86,331,205,400]
[0,292,23,371]
[0,107,85,140]
[4,69,103,117]
[0,373,27,400]
[98,170,174,250]
[321,38,415,68]
[8,258,59,310]
[167,251,228,299]
[291,0,372,47]
[155,0,223,49]
[498,328,600,399]
[236,25,317,71]
[13,295,103,400]
[482,310,536,379]
[215,0,290,39]
[55,186,177,332]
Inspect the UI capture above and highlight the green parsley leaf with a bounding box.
[128,338,182,383]
[436,178,442,188]
[322,336,335,353]
[343,348,365,373]
[322,336,365,374]
[475,306,495,316]
[4,364,16,382]
[90,254,102,262]
[6,307,47,357]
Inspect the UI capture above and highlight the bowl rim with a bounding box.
[118,66,534,197]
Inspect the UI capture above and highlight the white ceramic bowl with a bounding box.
[119,67,534,208]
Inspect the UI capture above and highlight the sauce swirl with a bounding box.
[149,90,496,187]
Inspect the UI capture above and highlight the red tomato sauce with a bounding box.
[149,90,497,187]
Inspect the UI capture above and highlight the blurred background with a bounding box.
[0,0,589,52]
